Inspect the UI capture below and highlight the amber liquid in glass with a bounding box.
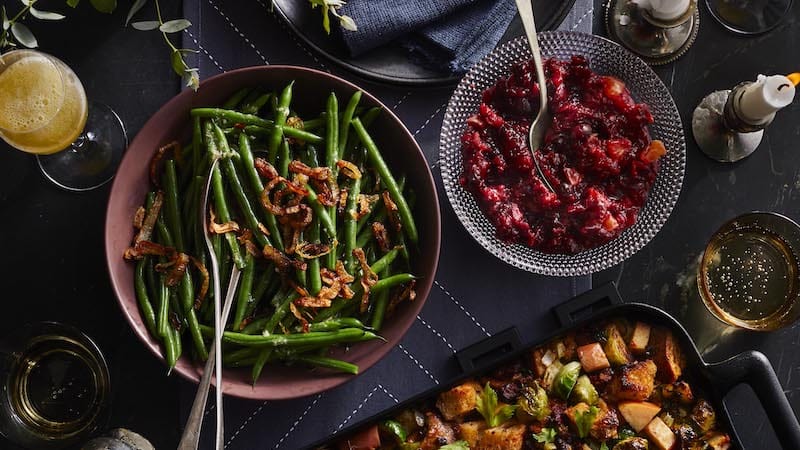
[699,226,800,330]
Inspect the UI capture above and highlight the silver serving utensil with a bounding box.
[514,0,555,193]
[178,158,241,450]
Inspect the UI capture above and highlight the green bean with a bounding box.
[223,346,260,365]
[278,138,291,178]
[244,269,276,320]
[325,92,339,269]
[167,325,182,369]
[303,318,367,332]
[284,354,359,375]
[222,87,252,110]
[251,348,272,384]
[192,108,271,127]
[369,268,390,330]
[247,93,273,115]
[302,117,325,131]
[263,290,299,335]
[372,273,415,293]
[352,118,418,244]
[370,247,400,274]
[237,133,283,250]
[163,160,186,251]
[233,253,255,331]
[307,218,322,295]
[135,259,159,337]
[268,82,293,165]
[305,185,336,238]
[206,123,246,269]
[343,175,362,273]
[220,328,371,347]
[213,124,270,248]
[242,124,324,145]
[192,116,203,174]
[338,91,362,157]
[241,316,269,335]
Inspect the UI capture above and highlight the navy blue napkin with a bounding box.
[340,0,517,73]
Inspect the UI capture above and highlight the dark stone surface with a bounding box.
[0,1,798,448]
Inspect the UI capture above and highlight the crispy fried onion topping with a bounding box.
[260,176,309,216]
[388,280,417,315]
[285,117,307,147]
[311,177,340,207]
[124,191,165,260]
[372,222,391,253]
[254,158,279,181]
[289,160,330,181]
[237,229,260,257]
[288,302,310,332]
[356,194,380,220]
[190,256,209,309]
[354,248,378,313]
[382,191,402,232]
[295,241,331,259]
[208,207,241,234]
[155,252,190,287]
[263,245,307,273]
[149,141,181,188]
[296,260,355,309]
[336,160,362,179]
[339,188,349,215]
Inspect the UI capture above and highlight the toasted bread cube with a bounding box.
[475,424,526,450]
[609,360,657,401]
[458,421,485,447]
[643,416,676,450]
[578,342,611,372]
[420,412,455,450]
[690,399,716,432]
[566,401,619,441]
[618,401,661,432]
[436,381,480,420]
[604,324,633,366]
[706,432,732,450]
[629,322,651,354]
[531,347,548,377]
[651,328,684,383]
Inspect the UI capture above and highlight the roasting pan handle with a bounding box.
[705,350,800,449]
[552,282,623,327]
[456,327,522,373]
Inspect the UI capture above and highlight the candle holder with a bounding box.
[605,0,699,65]
[692,83,770,163]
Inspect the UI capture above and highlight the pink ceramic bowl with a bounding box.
[105,66,441,400]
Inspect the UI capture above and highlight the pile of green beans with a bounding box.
[127,84,419,382]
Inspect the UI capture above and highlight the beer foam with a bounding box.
[0,55,66,133]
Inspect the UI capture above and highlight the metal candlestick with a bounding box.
[605,0,700,65]
[692,82,773,163]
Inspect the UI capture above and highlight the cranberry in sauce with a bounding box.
[459,56,665,254]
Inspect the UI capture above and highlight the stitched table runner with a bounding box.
[179,2,594,448]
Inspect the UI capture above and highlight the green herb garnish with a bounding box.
[476,382,516,428]
[575,405,599,438]
[440,441,470,450]
[533,427,557,444]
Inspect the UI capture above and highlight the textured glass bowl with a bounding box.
[439,31,686,276]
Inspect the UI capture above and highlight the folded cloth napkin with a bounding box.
[340,0,517,73]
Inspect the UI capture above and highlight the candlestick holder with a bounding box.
[692,83,772,162]
[605,0,700,65]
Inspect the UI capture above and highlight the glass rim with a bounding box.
[0,49,68,136]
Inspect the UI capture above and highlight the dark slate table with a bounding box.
[0,1,798,449]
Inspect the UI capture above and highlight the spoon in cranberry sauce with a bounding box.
[513,0,555,193]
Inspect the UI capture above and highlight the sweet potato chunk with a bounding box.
[650,327,684,383]
[420,412,455,450]
[436,381,480,420]
[475,424,526,450]
[457,421,485,447]
[629,322,651,354]
[604,324,632,366]
[608,360,657,401]
[618,401,661,432]
[577,342,611,373]
[643,416,676,450]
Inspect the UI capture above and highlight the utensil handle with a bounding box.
[513,0,548,103]
[455,327,522,373]
[552,282,623,327]
[177,345,216,450]
[704,350,800,449]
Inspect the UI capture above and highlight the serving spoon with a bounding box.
[178,158,241,450]
[514,0,555,193]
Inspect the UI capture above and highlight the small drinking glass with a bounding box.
[0,49,127,191]
[0,322,111,449]
[706,0,794,35]
[697,212,800,331]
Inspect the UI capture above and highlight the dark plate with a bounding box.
[272,0,577,86]
[105,66,441,400]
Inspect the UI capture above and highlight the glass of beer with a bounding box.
[0,49,126,191]
[697,212,800,331]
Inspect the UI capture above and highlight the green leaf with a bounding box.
[321,4,330,34]
[440,441,470,450]
[10,22,37,48]
[66,0,81,8]
[30,8,67,20]
[600,443,609,450]
[90,0,117,13]
[532,427,556,444]
[159,18,191,33]
[575,405,599,439]
[182,68,199,91]
[125,0,147,26]
[476,383,516,428]
[170,49,186,76]
[131,20,160,31]
[2,6,9,31]
[19,0,33,7]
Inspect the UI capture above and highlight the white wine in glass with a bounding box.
[0,49,126,191]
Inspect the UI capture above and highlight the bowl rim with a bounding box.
[105,64,441,400]
[439,30,686,276]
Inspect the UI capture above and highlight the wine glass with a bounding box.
[706,0,794,35]
[0,49,127,191]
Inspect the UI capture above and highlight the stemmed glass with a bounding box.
[706,0,794,34]
[0,49,126,191]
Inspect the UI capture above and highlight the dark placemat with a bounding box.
[179,1,593,448]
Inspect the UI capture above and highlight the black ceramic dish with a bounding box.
[271,0,576,86]
[306,283,800,449]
